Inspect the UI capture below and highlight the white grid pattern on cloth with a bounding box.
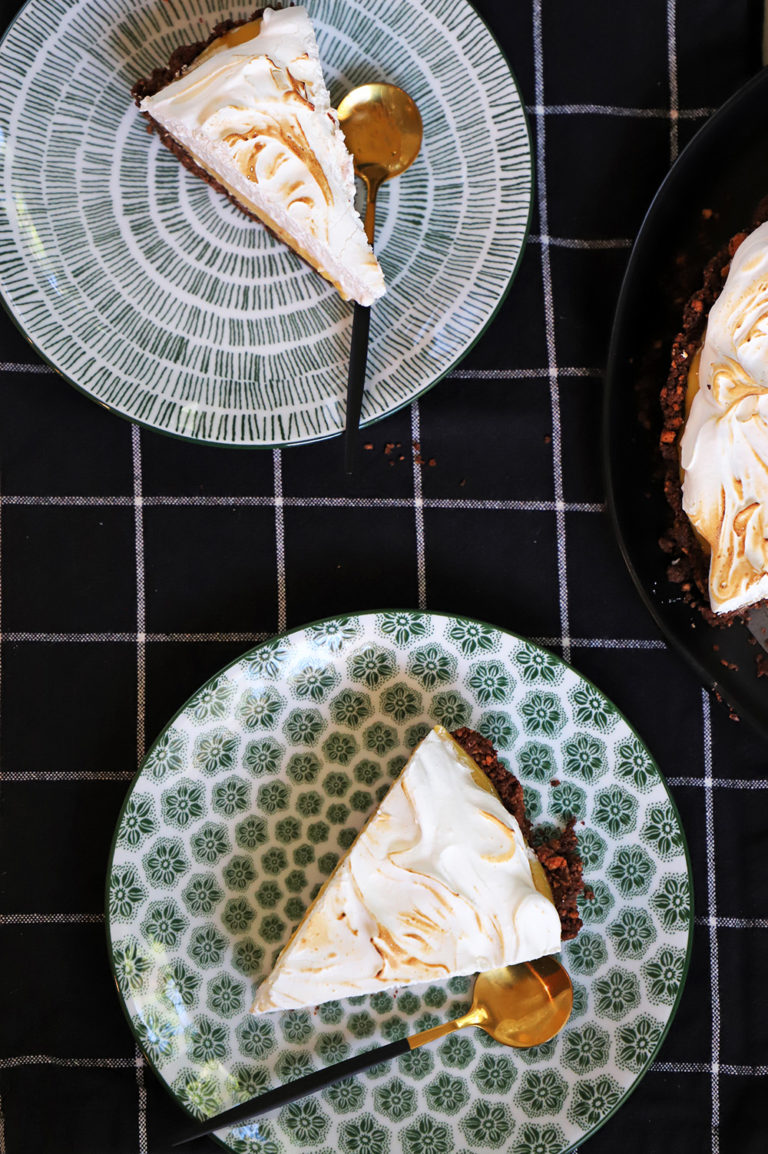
[532,0,570,665]
[451,367,603,377]
[0,466,3,816]
[0,913,104,924]
[653,1062,768,1076]
[0,633,664,647]
[410,403,428,610]
[696,917,768,928]
[0,771,137,781]
[701,688,721,1154]
[132,425,147,766]
[0,363,51,372]
[0,631,270,641]
[667,0,680,164]
[527,104,711,119]
[667,777,768,789]
[0,363,608,381]
[531,236,633,250]
[273,449,287,634]
[10,766,768,785]
[131,423,149,1148]
[1,1052,766,1076]
[134,1044,148,1154]
[0,496,607,511]
[0,1057,140,1070]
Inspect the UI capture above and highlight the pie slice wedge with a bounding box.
[252,725,562,1013]
[134,6,386,306]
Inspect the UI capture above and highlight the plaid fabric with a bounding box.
[2,0,768,1151]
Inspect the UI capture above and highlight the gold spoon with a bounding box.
[336,83,423,476]
[171,957,572,1146]
[415,956,574,1050]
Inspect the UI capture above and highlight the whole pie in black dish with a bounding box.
[604,66,768,739]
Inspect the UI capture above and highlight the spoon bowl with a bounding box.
[337,82,423,194]
[336,83,423,475]
[473,957,574,1047]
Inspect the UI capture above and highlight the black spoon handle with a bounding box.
[344,302,371,476]
[171,1035,410,1146]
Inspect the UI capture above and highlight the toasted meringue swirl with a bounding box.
[252,726,561,1014]
[681,221,768,613]
[139,7,385,305]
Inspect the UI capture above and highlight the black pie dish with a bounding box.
[604,65,768,741]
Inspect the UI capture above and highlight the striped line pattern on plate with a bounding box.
[0,0,531,446]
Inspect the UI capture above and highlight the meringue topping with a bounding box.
[139,6,385,306]
[681,221,768,614]
[252,726,561,1014]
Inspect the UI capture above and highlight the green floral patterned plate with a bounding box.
[0,0,530,447]
[106,611,693,1153]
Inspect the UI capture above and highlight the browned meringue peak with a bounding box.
[681,221,768,613]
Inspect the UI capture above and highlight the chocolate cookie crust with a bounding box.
[659,234,743,623]
[659,200,768,624]
[451,726,585,941]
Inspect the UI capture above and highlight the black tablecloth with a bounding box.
[2,1,768,1151]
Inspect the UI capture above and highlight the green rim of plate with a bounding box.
[0,0,532,448]
[105,609,693,1154]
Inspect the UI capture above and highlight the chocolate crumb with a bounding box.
[533,819,584,941]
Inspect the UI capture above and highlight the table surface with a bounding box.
[1,1,767,1152]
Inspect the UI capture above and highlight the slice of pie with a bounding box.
[133,6,386,306]
[253,726,563,1014]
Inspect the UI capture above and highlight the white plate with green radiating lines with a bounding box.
[0,0,531,447]
[106,610,693,1154]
